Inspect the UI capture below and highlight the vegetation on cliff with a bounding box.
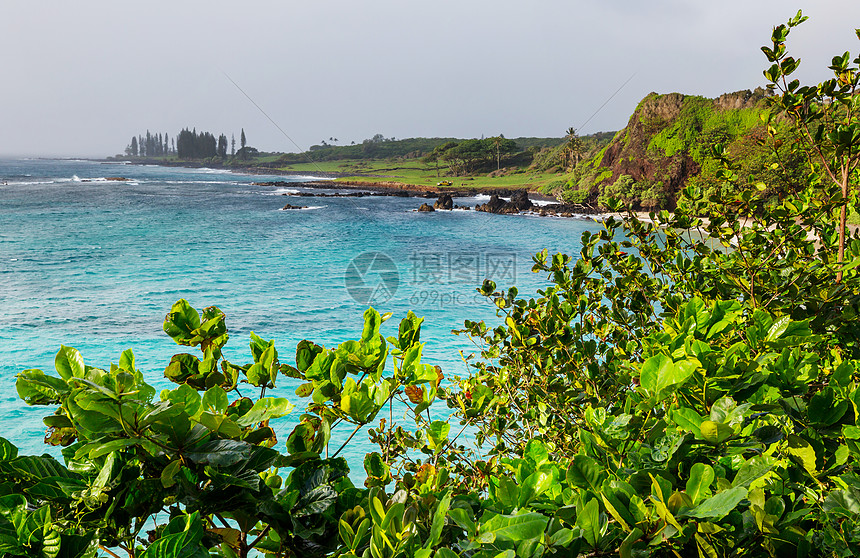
[555,88,808,209]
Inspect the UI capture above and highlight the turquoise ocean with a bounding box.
[0,158,599,471]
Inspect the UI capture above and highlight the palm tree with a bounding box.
[564,127,584,170]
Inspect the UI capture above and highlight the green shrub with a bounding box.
[561,187,590,204]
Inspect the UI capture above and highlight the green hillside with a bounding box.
[557,88,804,209]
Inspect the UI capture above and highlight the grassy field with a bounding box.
[276,159,566,192]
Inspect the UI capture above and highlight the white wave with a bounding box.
[530,198,557,206]
[293,175,331,181]
[279,205,326,211]
[4,180,55,186]
[164,180,236,185]
[198,167,233,174]
[467,194,510,203]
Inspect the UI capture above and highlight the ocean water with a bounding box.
[0,158,600,471]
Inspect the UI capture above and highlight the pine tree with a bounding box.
[231,134,236,156]
[130,136,138,157]
[218,134,228,158]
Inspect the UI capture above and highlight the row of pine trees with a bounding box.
[125,129,248,160]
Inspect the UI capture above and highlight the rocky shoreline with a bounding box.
[262,180,601,218]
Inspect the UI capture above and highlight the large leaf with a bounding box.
[639,354,693,396]
[576,497,602,548]
[0,439,18,463]
[700,421,734,444]
[518,469,555,508]
[140,511,206,558]
[166,384,202,417]
[566,454,605,491]
[680,486,747,519]
[428,491,451,547]
[732,456,775,488]
[686,463,714,504]
[427,421,450,452]
[0,455,79,483]
[186,439,251,467]
[201,386,229,414]
[823,487,860,516]
[787,434,817,473]
[671,408,705,437]
[236,397,294,427]
[293,484,337,517]
[55,346,85,381]
[478,512,549,543]
[15,370,69,405]
[808,388,849,426]
[197,412,241,438]
[295,340,324,373]
[162,299,202,346]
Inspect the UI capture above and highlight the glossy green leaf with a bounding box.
[428,491,451,547]
[681,487,747,519]
[477,512,549,543]
[186,439,251,467]
[576,497,602,548]
[236,397,294,427]
[566,454,604,491]
[808,388,848,426]
[639,353,693,396]
[427,421,450,452]
[787,434,817,473]
[15,370,68,406]
[0,438,18,462]
[201,386,228,414]
[518,470,554,508]
[686,463,714,504]
[55,346,85,381]
[161,460,182,488]
[700,421,734,444]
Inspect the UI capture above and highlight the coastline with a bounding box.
[96,157,559,197]
[98,159,612,219]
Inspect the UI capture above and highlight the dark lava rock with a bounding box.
[282,204,307,210]
[474,192,532,214]
[475,194,515,214]
[418,203,435,212]
[434,193,454,210]
[510,191,533,210]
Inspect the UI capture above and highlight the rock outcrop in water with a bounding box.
[418,203,435,212]
[433,193,453,210]
[475,192,533,214]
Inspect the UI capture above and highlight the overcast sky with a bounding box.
[2,1,859,157]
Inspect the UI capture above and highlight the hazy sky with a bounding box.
[2,1,860,157]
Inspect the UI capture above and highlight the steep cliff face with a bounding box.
[568,89,770,209]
